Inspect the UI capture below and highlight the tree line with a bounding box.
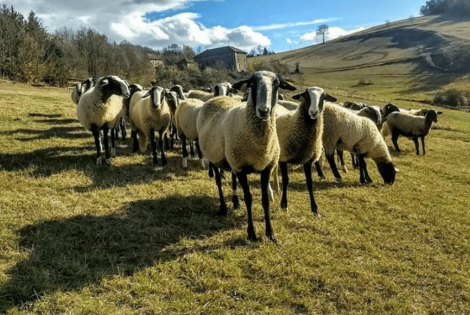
[0,4,200,86]
[420,0,470,16]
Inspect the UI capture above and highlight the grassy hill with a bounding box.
[0,70,470,313]
[250,14,470,103]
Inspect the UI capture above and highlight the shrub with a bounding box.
[433,89,468,107]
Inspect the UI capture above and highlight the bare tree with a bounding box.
[316,24,329,44]
[385,19,391,29]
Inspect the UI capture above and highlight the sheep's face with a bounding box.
[233,71,296,121]
[377,161,398,185]
[98,75,130,103]
[144,86,166,109]
[214,82,231,97]
[170,85,185,100]
[293,87,337,120]
[426,110,440,123]
[382,103,400,118]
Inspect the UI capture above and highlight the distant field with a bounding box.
[0,81,469,314]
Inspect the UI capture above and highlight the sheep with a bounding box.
[385,109,442,155]
[71,77,96,105]
[277,100,300,111]
[115,83,144,141]
[271,87,336,215]
[343,101,367,110]
[129,85,171,166]
[77,75,130,165]
[213,82,232,97]
[315,103,398,185]
[174,98,206,169]
[185,89,214,102]
[166,85,186,149]
[196,70,296,242]
[381,103,430,138]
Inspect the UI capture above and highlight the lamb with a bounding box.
[272,87,336,215]
[77,75,130,165]
[315,103,398,185]
[174,98,206,168]
[129,85,171,166]
[385,109,442,155]
[196,70,296,242]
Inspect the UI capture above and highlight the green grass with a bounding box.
[1,82,470,314]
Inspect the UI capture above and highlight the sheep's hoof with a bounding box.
[247,231,258,242]
[312,209,322,217]
[335,178,344,183]
[105,158,112,166]
[182,158,188,168]
[199,159,205,169]
[266,234,278,244]
[111,148,116,157]
[217,204,228,217]
[96,156,102,166]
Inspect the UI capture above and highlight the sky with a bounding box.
[4,0,426,53]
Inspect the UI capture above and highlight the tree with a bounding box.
[316,24,329,44]
[420,0,446,15]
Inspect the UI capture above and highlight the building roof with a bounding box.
[194,46,247,59]
[177,57,196,64]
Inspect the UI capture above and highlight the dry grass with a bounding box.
[1,82,470,314]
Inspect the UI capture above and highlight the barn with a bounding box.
[194,46,247,72]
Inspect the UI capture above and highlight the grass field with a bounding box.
[0,80,470,314]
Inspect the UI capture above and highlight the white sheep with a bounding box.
[214,82,232,96]
[316,103,398,185]
[129,85,171,166]
[174,98,206,169]
[166,86,186,149]
[77,75,130,165]
[196,71,296,242]
[71,77,96,105]
[272,87,336,216]
[385,109,442,155]
[116,83,144,141]
[381,103,429,138]
[185,89,214,102]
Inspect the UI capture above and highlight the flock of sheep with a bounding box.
[72,71,443,242]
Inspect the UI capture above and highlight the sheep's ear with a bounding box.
[393,163,399,172]
[143,91,151,98]
[232,78,251,91]
[98,78,109,87]
[291,92,304,101]
[437,111,443,115]
[279,79,296,91]
[325,94,337,102]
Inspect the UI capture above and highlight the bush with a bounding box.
[433,89,468,107]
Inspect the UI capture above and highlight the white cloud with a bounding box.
[4,0,269,51]
[300,26,366,43]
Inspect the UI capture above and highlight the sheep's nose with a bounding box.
[257,108,270,119]
[309,110,319,119]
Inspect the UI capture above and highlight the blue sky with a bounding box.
[6,0,426,53]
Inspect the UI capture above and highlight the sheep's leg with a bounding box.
[231,172,240,210]
[189,141,196,159]
[91,124,102,165]
[149,129,159,166]
[164,132,170,152]
[358,155,372,184]
[208,163,215,178]
[325,152,343,182]
[131,129,139,153]
[314,161,326,180]
[180,133,188,168]
[236,170,257,242]
[120,118,127,141]
[336,149,348,172]
[102,126,111,165]
[110,125,116,157]
[195,141,205,169]
[391,132,401,153]
[158,130,167,166]
[421,136,426,155]
[272,163,280,192]
[210,162,228,217]
[350,153,359,170]
[280,162,289,211]
[303,159,320,216]
[412,137,420,155]
[261,167,276,243]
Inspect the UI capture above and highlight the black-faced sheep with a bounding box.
[386,109,442,155]
[196,71,296,242]
[273,87,336,215]
[77,75,130,165]
[129,86,171,166]
[316,103,398,185]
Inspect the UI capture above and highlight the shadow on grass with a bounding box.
[0,126,88,141]
[0,195,238,313]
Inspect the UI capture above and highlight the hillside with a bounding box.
[249,14,470,97]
